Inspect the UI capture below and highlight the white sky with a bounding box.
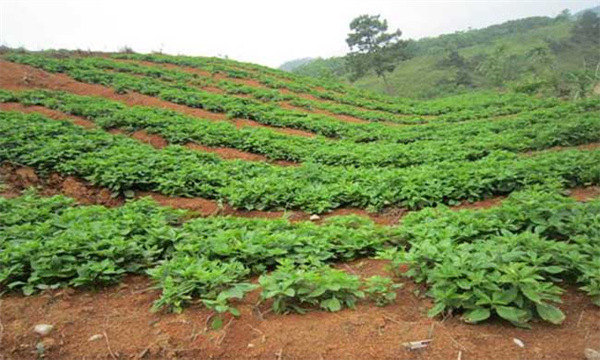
[0,0,597,67]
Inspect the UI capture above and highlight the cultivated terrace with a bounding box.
[0,50,599,359]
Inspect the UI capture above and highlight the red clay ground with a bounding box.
[0,259,598,360]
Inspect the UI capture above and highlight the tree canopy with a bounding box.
[345,15,410,85]
[571,10,600,43]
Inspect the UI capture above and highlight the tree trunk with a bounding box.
[380,73,393,95]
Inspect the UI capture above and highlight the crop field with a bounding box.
[0,50,599,359]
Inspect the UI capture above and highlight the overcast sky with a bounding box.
[0,0,597,67]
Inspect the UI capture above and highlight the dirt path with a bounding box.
[0,259,598,360]
[0,59,316,138]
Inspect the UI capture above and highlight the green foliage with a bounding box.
[345,15,409,85]
[259,261,364,314]
[571,10,600,44]
[0,192,184,295]
[1,47,599,330]
[293,12,599,99]
[363,275,401,306]
[148,257,250,313]
[4,89,600,170]
[0,191,392,312]
[1,187,599,327]
[2,109,600,213]
[379,187,600,326]
[202,283,259,329]
[147,214,391,312]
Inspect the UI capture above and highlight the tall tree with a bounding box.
[345,15,409,91]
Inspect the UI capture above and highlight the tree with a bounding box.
[345,15,410,91]
[476,45,518,87]
[571,11,600,44]
[555,9,571,22]
[438,49,467,68]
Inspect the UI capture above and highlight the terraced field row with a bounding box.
[114,53,563,118]
[6,53,589,142]
[1,185,599,328]
[2,89,599,168]
[2,110,600,213]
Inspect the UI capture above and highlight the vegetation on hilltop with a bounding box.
[286,9,600,99]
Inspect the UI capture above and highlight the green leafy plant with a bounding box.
[201,283,258,330]
[259,261,364,314]
[379,188,600,326]
[363,275,402,306]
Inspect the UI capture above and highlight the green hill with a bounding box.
[288,10,600,99]
[278,57,315,71]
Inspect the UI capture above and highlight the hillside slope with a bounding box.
[289,11,600,99]
[1,49,600,359]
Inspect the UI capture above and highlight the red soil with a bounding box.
[4,163,600,228]
[279,87,320,101]
[230,118,315,138]
[126,59,290,94]
[0,165,123,207]
[525,142,600,156]
[0,60,316,138]
[201,85,226,94]
[3,55,600,360]
[0,165,397,223]
[213,72,266,89]
[568,186,600,201]
[130,129,169,149]
[137,191,222,216]
[185,142,270,162]
[1,259,598,360]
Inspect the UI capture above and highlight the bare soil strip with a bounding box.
[0,102,96,129]
[0,259,598,360]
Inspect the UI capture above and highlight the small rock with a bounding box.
[513,338,525,348]
[247,343,255,348]
[585,348,600,360]
[88,334,103,342]
[309,214,320,221]
[34,324,53,336]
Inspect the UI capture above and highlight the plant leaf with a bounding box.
[463,308,491,323]
[535,303,565,325]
